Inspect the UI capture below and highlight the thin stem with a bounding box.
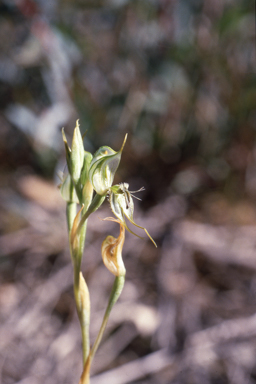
[90,275,125,361]
[67,202,77,233]
[77,206,88,267]
[79,355,91,384]
[81,313,90,366]
[72,216,90,364]
[67,190,106,368]
[67,201,91,365]
[67,201,77,258]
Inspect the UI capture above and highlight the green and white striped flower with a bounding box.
[88,135,127,196]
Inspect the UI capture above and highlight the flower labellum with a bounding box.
[109,183,157,247]
[89,134,127,196]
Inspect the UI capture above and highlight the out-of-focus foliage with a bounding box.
[0,0,256,383]
[1,0,255,193]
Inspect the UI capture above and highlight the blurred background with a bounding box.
[0,0,255,383]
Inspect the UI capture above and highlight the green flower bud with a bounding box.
[62,120,85,186]
[89,134,127,196]
[109,183,157,247]
[70,120,85,185]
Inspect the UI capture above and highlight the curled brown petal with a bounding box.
[101,218,126,276]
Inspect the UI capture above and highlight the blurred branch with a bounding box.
[91,348,173,384]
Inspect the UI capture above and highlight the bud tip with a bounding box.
[62,128,71,151]
[120,133,128,153]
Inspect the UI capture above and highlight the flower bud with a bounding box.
[70,120,85,185]
[89,134,127,195]
[62,120,85,186]
[101,218,126,276]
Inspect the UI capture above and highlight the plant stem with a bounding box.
[74,226,90,363]
[67,192,107,367]
[79,355,91,384]
[67,201,90,364]
[67,202,77,233]
[90,275,125,361]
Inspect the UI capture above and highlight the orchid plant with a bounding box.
[60,121,156,383]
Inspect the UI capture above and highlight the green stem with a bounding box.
[90,275,125,361]
[67,202,90,365]
[67,202,77,233]
[76,206,88,267]
[81,309,90,365]
[67,202,77,257]
[67,193,105,366]
[73,213,90,364]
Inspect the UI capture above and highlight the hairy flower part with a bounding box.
[89,134,127,195]
[101,218,126,276]
[109,184,157,247]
